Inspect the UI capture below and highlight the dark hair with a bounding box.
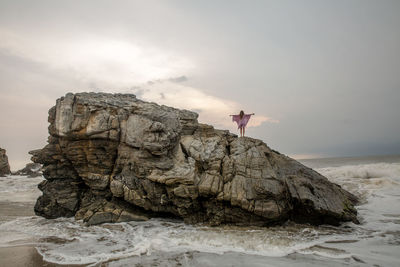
[239,110,244,119]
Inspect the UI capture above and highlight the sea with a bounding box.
[0,154,399,266]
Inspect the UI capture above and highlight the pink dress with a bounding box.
[232,114,252,129]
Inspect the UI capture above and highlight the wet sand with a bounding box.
[0,245,89,267]
[0,245,61,267]
[0,202,35,215]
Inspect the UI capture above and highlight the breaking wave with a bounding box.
[316,163,400,201]
[317,162,400,180]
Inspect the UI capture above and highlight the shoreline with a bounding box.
[0,245,85,267]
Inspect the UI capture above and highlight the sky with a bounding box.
[0,0,399,170]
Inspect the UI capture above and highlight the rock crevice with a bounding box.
[32,92,358,226]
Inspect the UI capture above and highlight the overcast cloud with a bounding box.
[0,0,399,170]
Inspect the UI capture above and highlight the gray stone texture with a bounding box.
[32,92,358,226]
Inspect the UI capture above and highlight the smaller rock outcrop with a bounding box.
[0,148,11,177]
[13,162,42,177]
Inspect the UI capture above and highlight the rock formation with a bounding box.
[32,93,358,226]
[13,163,42,177]
[0,148,11,177]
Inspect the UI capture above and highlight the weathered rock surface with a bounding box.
[32,92,358,226]
[0,148,11,177]
[13,163,42,177]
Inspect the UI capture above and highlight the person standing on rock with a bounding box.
[230,110,254,137]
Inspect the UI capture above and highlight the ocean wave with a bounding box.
[316,163,400,199]
[0,216,358,265]
[317,162,400,180]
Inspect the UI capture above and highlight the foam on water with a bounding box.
[317,163,400,203]
[0,160,399,266]
[0,216,359,265]
[317,162,400,183]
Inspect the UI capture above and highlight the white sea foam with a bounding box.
[317,162,400,181]
[316,163,400,201]
[318,162,400,239]
[0,216,356,265]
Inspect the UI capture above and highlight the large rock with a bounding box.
[13,163,42,177]
[32,93,358,226]
[0,148,11,177]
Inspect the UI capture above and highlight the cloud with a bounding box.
[0,28,278,132]
[168,76,188,83]
[0,28,194,87]
[132,79,278,131]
